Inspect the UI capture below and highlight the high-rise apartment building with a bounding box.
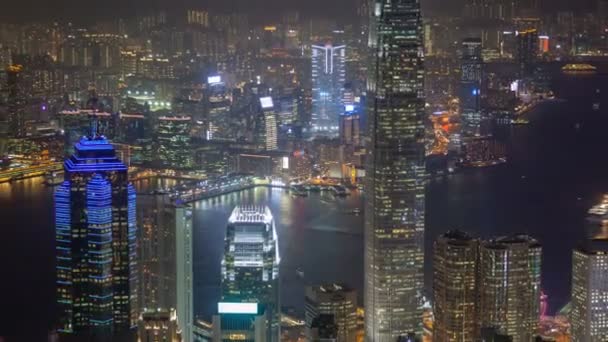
[570,239,608,342]
[305,284,357,342]
[311,43,346,134]
[479,235,541,342]
[221,206,280,341]
[365,0,426,340]
[55,131,137,339]
[433,231,479,342]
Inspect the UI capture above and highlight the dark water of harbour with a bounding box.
[3,72,608,337]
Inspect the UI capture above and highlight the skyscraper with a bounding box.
[479,236,541,342]
[137,197,193,342]
[206,76,232,141]
[365,0,426,339]
[6,64,26,138]
[570,239,608,342]
[259,97,278,151]
[55,130,137,339]
[460,38,483,137]
[516,29,538,78]
[305,284,357,342]
[311,43,346,134]
[156,116,193,169]
[221,206,280,341]
[433,231,479,342]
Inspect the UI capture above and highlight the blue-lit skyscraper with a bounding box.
[311,43,346,134]
[55,130,137,339]
[221,206,280,342]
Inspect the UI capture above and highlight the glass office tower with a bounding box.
[221,206,280,342]
[433,231,479,342]
[479,235,541,342]
[311,43,346,134]
[55,132,137,339]
[364,0,427,340]
[570,239,608,342]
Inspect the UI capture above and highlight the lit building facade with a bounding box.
[55,133,137,338]
[311,43,346,134]
[364,0,427,340]
[460,38,483,137]
[570,239,608,342]
[221,206,280,341]
[339,110,361,146]
[156,116,193,169]
[479,235,541,342]
[212,303,268,342]
[259,97,278,151]
[433,231,479,342]
[6,64,26,138]
[137,197,194,342]
[206,76,232,141]
[516,29,538,77]
[305,283,357,342]
[138,309,181,342]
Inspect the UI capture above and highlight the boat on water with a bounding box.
[351,208,361,215]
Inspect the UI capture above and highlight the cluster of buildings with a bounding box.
[5,0,608,341]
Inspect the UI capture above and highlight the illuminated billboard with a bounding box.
[218,302,258,314]
[260,97,274,109]
[208,76,221,84]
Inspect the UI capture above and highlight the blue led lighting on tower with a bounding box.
[311,43,346,134]
[55,127,137,339]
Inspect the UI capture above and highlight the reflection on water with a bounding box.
[191,186,364,319]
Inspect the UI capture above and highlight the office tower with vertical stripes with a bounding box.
[364,0,426,340]
[311,43,346,134]
[55,130,137,339]
[433,231,479,342]
[479,236,541,342]
[570,239,608,342]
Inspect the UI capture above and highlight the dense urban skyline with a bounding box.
[1,0,608,341]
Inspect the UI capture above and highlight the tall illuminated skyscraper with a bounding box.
[6,64,26,138]
[570,239,608,342]
[55,129,137,339]
[479,235,541,342]
[206,76,232,141]
[433,231,479,342]
[137,197,193,342]
[156,116,193,169]
[221,206,280,341]
[460,38,483,137]
[259,97,278,151]
[311,43,346,134]
[364,0,426,340]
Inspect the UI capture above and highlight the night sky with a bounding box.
[0,0,595,24]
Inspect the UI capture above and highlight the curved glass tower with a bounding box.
[364,0,426,340]
[55,133,137,339]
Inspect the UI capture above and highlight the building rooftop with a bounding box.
[228,206,273,225]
